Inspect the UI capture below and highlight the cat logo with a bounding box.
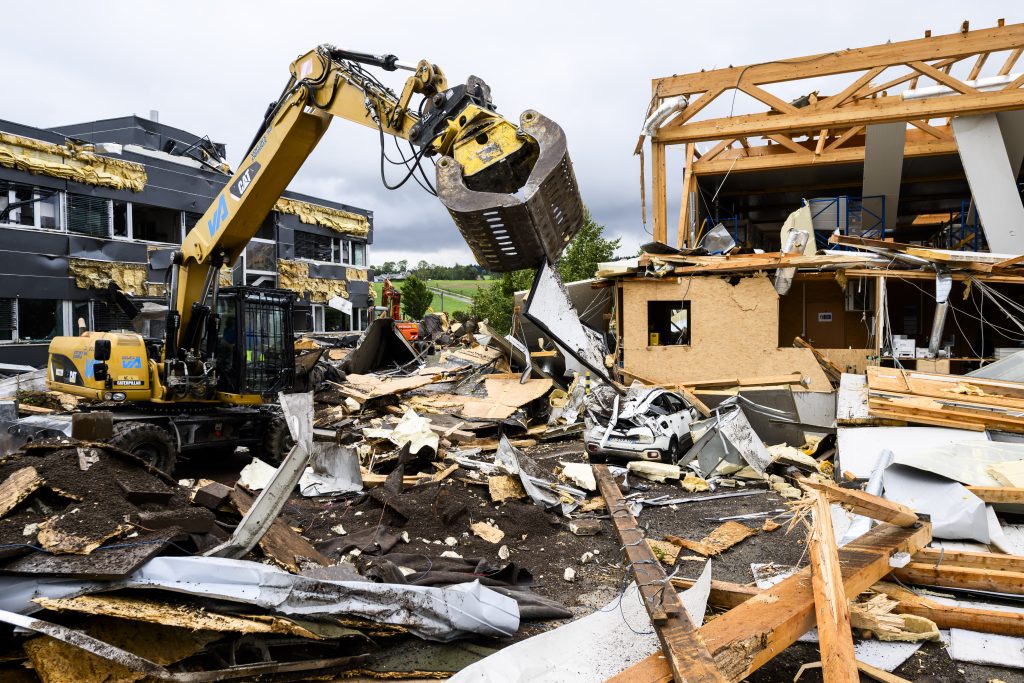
[230,162,261,201]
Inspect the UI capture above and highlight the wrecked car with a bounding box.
[584,388,696,462]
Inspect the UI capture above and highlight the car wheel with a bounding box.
[664,436,679,464]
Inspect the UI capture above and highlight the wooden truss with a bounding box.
[646,20,1024,246]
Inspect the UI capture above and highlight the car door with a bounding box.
[662,393,688,438]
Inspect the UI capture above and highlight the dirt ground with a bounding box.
[166,436,1024,681]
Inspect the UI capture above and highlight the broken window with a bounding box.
[0,182,60,230]
[647,300,690,346]
[131,203,180,243]
[72,301,90,335]
[295,231,334,262]
[113,200,129,238]
[325,307,350,332]
[67,194,111,237]
[246,240,276,273]
[16,299,64,341]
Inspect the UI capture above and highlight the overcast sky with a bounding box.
[4,2,1021,266]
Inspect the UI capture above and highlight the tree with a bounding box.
[469,210,619,334]
[557,211,621,282]
[400,275,433,320]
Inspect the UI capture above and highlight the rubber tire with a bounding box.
[664,436,679,464]
[108,421,177,474]
[260,417,294,465]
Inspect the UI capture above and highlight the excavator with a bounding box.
[375,279,419,342]
[45,45,584,472]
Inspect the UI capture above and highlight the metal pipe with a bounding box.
[642,96,688,137]
[902,73,1022,100]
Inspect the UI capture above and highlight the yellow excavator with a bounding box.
[45,45,584,472]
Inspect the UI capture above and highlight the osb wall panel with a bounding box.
[819,348,875,374]
[621,275,832,391]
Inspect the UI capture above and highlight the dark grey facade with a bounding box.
[0,114,372,366]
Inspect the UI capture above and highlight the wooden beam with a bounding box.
[967,52,990,81]
[594,464,726,683]
[826,125,865,151]
[692,137,956,174]
[908,119,951,139]
[874,581,1024,638]
[699,138,736,163]
[653,89,1024,145]
[664,86,728,128]
[814,129,829,155]
[739,83,798,114]
[998,47,1023,75]
[610,522,932,683]
[824,66,887,108]
[767,133,813,155]
[651,142,668,244]
[913,547,1024,573]
[675,577,1024,639]
[652,24,1024,96]
[676,143,696,249]
[907,60,980,94]
[800,479,918,527]
[808,491,859,682]
[859,58,959,99]
[890,562,1024,594]
[967,486,1024,504]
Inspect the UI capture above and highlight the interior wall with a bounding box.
[620,275,832,391]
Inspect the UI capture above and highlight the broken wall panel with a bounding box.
[620,276,832,391]
[278,259,350,303]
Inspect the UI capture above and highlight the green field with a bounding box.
[371,280,477,317]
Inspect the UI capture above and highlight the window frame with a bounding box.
[0,184,64,232]
[0,299,70,344]
[647,299,692,347]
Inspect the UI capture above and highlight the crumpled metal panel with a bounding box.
[436,111,584,272]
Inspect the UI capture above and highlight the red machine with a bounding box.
[377,279,419,341]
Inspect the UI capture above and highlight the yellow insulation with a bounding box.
[346,268,368,281]
[0,131,146,192]
[277,259,349,302]
[68,258,149,295]
[275,197,369,237]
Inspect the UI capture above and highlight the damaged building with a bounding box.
[0,113,373,367]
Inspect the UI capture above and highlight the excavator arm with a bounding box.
[161,44,583,400]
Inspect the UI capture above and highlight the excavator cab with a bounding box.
[214,287,295,399]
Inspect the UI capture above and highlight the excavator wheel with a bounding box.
[108,421,177,474]
[257,417,294,465]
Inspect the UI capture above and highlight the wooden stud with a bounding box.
[890,562,1024,594]
[739,83,799,114]
[799,479,918,527]
[967,52,990,81]
[967,486,1024,504]
[676,144,697,249]
[824,66,887,109]
[906,60,980,95]
[913,547,1024,573]
[767,133,813,155]
[874,581,1024,638]
[807,490,859,682]
[594,464,726,683]
[610,522,932,683]
[814,129,829,155]
[651,142,667,244]
[826,125,866,151]
[998,47,1023,76]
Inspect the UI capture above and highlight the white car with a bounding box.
[584,388,696,463]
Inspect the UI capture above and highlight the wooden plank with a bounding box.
[653,88,1024,145]
[800,479,918,527]
[874,581,1024,638]
[907,60,980,94]
[653,24,1023,96]
[913,547,1024,573]
[999,47,1024,75]
[807,490,859,682]
[681,373,805,389]
[0,466,43,519]
[651,142,667,244]
[890,561,1024,594]
[594,464,726,683]
[610,522,932,683]
[676,143,696,248]
[794,336,843,383]
[230,487,331,573]
[966,486,1024,504]
[675,576,1024,639]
